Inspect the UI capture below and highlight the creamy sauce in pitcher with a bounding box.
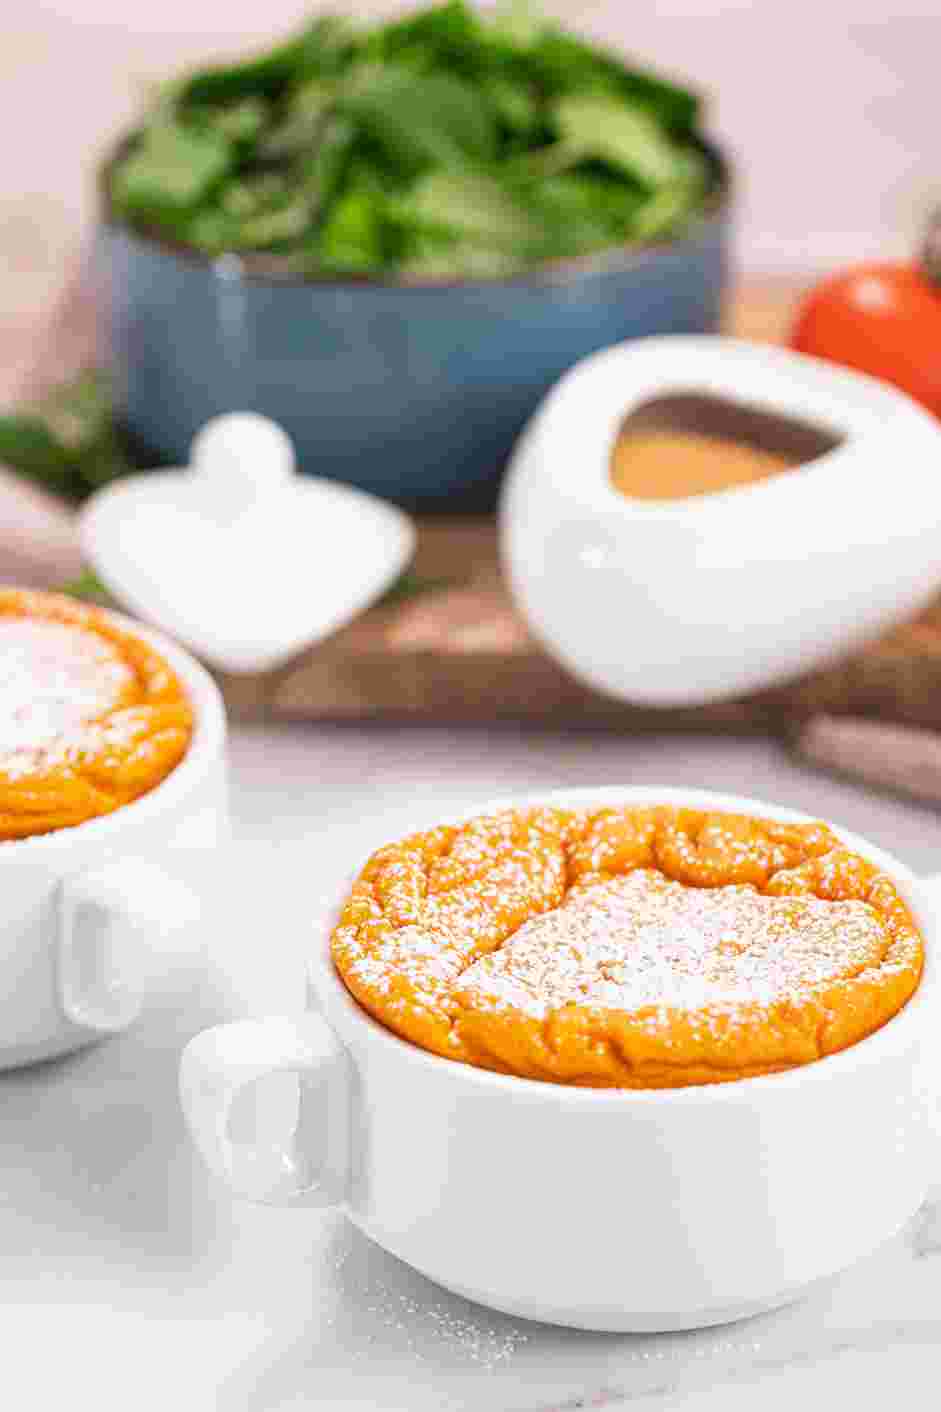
[610,429,793,501]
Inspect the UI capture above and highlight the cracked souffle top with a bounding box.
[0,589,193,840]
[331,806,924,1088]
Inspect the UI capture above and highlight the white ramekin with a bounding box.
[179,787,938,1332]
[0,608,228,1068]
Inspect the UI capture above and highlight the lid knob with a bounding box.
[190,413,296,520]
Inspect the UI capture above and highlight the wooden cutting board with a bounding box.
[8,276,941,732]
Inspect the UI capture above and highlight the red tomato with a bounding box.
[791,262,941,417]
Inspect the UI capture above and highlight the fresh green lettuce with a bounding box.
[108,1,713,277]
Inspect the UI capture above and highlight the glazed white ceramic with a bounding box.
[79,413,415,675]
[1,609,227,1068]
[180,786,937,1333]
[500,337,941,705]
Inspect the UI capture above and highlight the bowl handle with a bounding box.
[57,859,201,1033]
[179,1016,351,1207]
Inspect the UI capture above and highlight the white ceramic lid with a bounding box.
[79,413,415,674]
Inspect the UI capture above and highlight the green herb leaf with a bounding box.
[112,122,233,212]
[530,27,700,133]
[0,372,134,502]
[362,1,479,68]
[481,74,542,138]
[502,138,586,183]
[531,172,644,255]
[401,240,523,280]
[60,569,114,606]
[255,80,337,162]
[485,0,547,51]
[41,369,115,451]
[339,67,497,171]
[296,116,358,217]
[380,569,465,605]
[227,197,314,250]
[198,96,270,146]
[318,188,386,271]
[392,169,544,252]
[0,415,72,486]
[181,16,356,105]
[634,181,703,242]
[553,94,683,189]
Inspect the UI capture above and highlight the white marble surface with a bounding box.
[4,722,941,1411]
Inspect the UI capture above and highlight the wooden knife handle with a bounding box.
[794,715,941,807]
[0,470,82,588]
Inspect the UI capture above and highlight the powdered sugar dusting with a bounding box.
[458,869,887,1021]
[333,807,924,1083]
[0,619,133,776]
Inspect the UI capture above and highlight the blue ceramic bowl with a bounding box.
[98,141,729,511]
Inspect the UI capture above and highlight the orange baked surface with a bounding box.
[331,806,924,1088]
[0,589,193,841]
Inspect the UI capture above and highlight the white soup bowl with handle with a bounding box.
[180,786,937,1332]
[1,609,227,1068]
